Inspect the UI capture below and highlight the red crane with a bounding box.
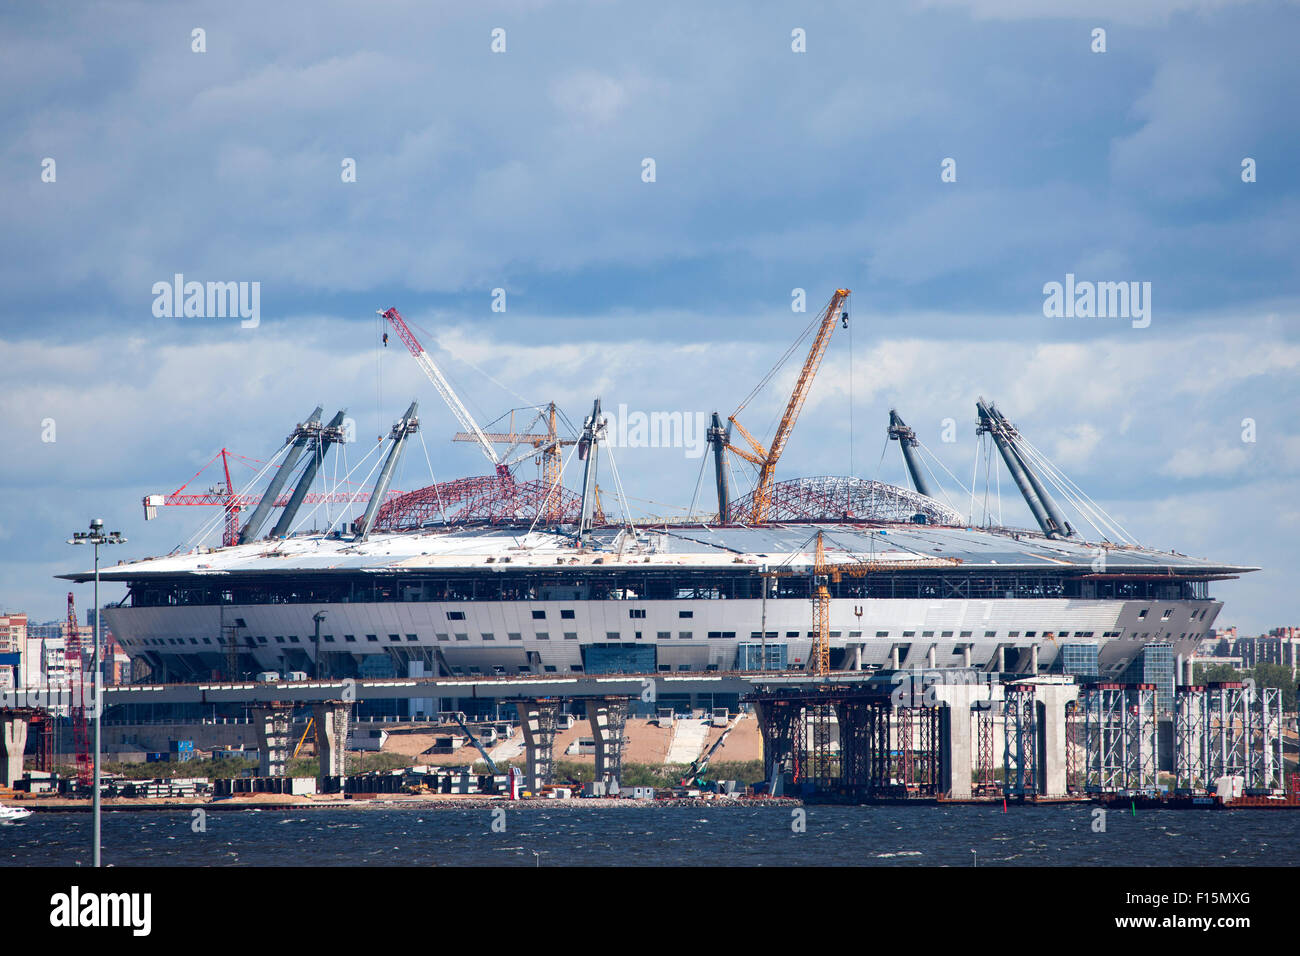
[65,592,92,784]
[143,447,400,546]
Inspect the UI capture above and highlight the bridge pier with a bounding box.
[931,681,1003,800]
[312,700,350,789]
[1033,681,1078,796]
[586,697,630,791]
[252,703,292,777]
[515,698,561,793]
[0,711,29,788]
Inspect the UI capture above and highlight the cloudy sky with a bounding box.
[2,0,1297,631]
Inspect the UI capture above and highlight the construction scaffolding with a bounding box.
[1065,700,1081,794]
[1172,682,1286,793]
[752,685,943,801]
[1078,683,1158,793]
[1125,684,1159,792]
[836,697,892,796]
[1003,684,1038,797]
[514,698,562,791]
[897,706,940,796]
[586,696,630,788]
[808,701,837,784]
[973,707,998,795]
[1253,687,1284,792]
[1206,681,1250,784]
[1173,686,1207,792]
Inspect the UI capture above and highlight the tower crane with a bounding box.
[716,288,851,525]
[452,403,576,492]
[64,592,92,783]
[142,444,394,546]
[764,531,962,676]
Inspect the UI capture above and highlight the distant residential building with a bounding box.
[1235,633,1300,677]
[105,637,131,685]
[0,611,26,691]
[24,618,91,690]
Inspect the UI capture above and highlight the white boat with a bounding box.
[0,806,33,823]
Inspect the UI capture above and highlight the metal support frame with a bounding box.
[974,708,997,795]
[835,699,893,797]
[1206,682,1249,786]
[1251,687,1283,792]
[1003,684,1038,797]
[1064,700,1081,794]
[808,702,836,784]
[1123,684,1158,792]
[753,685,943,801]
[1173,686,1207,792]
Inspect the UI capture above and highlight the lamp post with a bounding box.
[68,518,125,868]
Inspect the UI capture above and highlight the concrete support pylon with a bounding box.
[1032,681,1079,797]
[312,700,351,790]
[0,712,29,788]
[932,680,1004,800]
[515,699,560,793]
[252,703,292,777]
[586,697,629,791]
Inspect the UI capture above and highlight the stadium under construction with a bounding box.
[39,291,1266,801]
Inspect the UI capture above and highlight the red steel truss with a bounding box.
[371,475,603,531]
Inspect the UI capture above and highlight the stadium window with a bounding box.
[447,611,466,621]
[535,632,550,640]
[532,610,546,619]
[561,609,575,619]
[629,609,646,619]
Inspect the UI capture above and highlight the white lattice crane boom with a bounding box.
[380,307,505,476]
